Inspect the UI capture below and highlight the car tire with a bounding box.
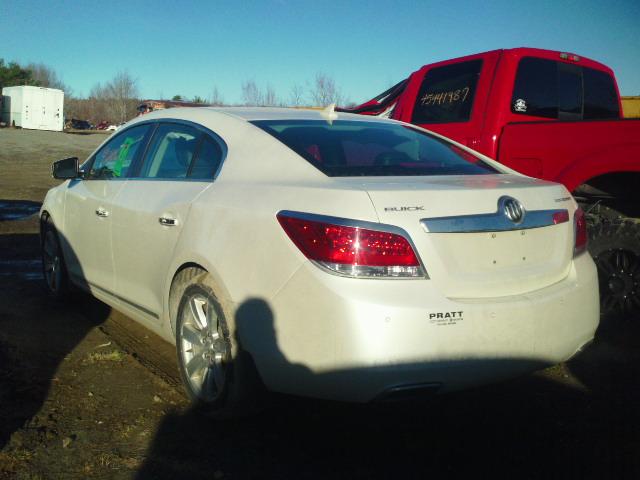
[41,217,70,298]
[588,218,640,322]
[173,268,264,418]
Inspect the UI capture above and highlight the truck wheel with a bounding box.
[173,268,264,418]
[588,219,640,321]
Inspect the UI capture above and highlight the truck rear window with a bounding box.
[411,60,483,124]
[252,120,498,177]
[583,68,619,119]
[511,57,620,120]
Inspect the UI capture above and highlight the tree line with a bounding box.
[162,73,350,110]
[1,59,352,125]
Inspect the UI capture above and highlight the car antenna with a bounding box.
[320,103,338,125]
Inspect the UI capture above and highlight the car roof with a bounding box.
[186,106,394,123]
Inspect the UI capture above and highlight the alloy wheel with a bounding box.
[179,292,229,402]
[42,230,62,293]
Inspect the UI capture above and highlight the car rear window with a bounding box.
[251,120,499,177]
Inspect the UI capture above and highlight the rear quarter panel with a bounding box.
[159,118,382,340]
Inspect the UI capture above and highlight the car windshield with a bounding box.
[251,119,499,177]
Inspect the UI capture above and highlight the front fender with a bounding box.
[40,182,69,232]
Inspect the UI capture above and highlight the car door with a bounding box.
[110,121,225,322]
[62,123,152,296]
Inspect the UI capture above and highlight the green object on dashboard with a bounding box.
[114,137,135,177]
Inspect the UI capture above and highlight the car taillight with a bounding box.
[277,212,426,278]
[552,210,570,224]
[574,208,588,256]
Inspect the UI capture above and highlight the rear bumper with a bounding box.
[238,253,599,403]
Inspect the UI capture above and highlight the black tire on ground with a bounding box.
[173,267,264,418]
[41,217,70,298]
[587,219,640,322]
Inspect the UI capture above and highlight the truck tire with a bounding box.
[588,219,640,322]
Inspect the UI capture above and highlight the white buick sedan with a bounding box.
[41,107,599,415]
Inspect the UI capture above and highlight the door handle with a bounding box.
[158,216,178,227]
[95,207,109,217]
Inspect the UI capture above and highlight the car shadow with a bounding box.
[136,298,640,479]
[0,224,112,450]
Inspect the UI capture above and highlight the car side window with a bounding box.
[86,125,150,179]
[138,124,200,179]
[188,136,223,180]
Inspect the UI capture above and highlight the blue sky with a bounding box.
[1,0,639,104]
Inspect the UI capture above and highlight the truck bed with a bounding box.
[497,118,640,191]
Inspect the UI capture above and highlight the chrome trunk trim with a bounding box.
[421,197,568,233]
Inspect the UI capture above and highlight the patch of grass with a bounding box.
[97,452,120,469]
[119,423,135,439]
[542,363,567,378]
[85,350,124,363]
[83,462,94,475]
[121,456,143,469]
[0,448,33,473]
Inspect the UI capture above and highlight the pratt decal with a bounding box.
[429,311,464,326]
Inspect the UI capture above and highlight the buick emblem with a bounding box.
[501,197,525,224]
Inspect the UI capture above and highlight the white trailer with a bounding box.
[1,86,64,131]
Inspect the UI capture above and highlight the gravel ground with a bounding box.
[0,128,638,479]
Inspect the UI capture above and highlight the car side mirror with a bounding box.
[52,157,80,179]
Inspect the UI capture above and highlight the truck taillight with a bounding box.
[574,208,588,256]
[277,212,425,278]
[560,52,581,62]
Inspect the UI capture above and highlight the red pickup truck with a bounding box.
[341,47,640,321]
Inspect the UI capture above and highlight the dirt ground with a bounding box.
[0,128,639,479]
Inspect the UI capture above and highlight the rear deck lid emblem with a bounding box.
[501,197,525,224]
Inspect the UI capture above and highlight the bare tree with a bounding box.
[210,86,224,106]
[242,80,263,106]
[289,83,305,107]
[65,97,97,123]
[69,73,139,124]
[310,72,344,106]
[263,84,278,107]
[89,82,107,99]
[26,62,70,93]
[106,71,140,122]
[65,81,106,124]
[81,82,110,123]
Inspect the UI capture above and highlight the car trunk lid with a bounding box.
[337,174,575,298]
